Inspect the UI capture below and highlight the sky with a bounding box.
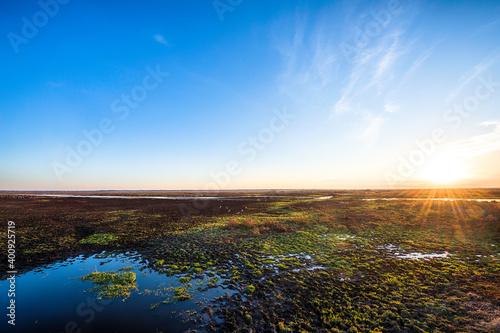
[1,0,500,190]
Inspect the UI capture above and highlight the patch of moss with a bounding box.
[79,233,118,245]
[173,287,192,301]
[179,276,192,284]
[245,285,256,293]
[278,264,289,270]
[252,270,263,277]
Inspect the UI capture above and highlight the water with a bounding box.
[34,194,226,200]
[19,194,334,201]
[18,194,500,202]
[0,252,229,333]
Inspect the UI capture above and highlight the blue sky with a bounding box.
[1,0,500,190]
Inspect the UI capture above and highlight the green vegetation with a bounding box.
[173,286,192,301]
[1,190,500,332]
[79,233,118,245]
[245,284,256,293]
[80,270,137,300]
[118,266,133,271]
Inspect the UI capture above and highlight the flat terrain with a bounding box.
[1,189,500,332]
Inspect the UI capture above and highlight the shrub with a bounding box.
[243,218,257,229]
[226,218,240,229]
[262,221,289,233]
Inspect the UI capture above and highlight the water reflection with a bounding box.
[0,252,230,333]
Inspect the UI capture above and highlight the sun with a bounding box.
[419,156,469,184]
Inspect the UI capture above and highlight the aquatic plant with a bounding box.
[173,287,192,301]
[80,270,137,300]
[119,266,134,271]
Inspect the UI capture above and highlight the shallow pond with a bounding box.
[0,252,229,332]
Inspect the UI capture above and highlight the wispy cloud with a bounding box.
[310,35,338,88]
[356,112,384,144]
[341,0,363,23]
[332,52,373,114]
[383,93,403,113]
[371,34,403,91]
[445,120,500,159]
[277,1,422,147]
[277,10,339,98]
[476,18,500,34]
[154,34,169,46]
[331,0,430,116]
[332,30,407,115]
[446,50,500,102]
[279,12,307,84]
[402,43,438,83]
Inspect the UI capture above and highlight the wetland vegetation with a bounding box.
[1,189,500,332]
